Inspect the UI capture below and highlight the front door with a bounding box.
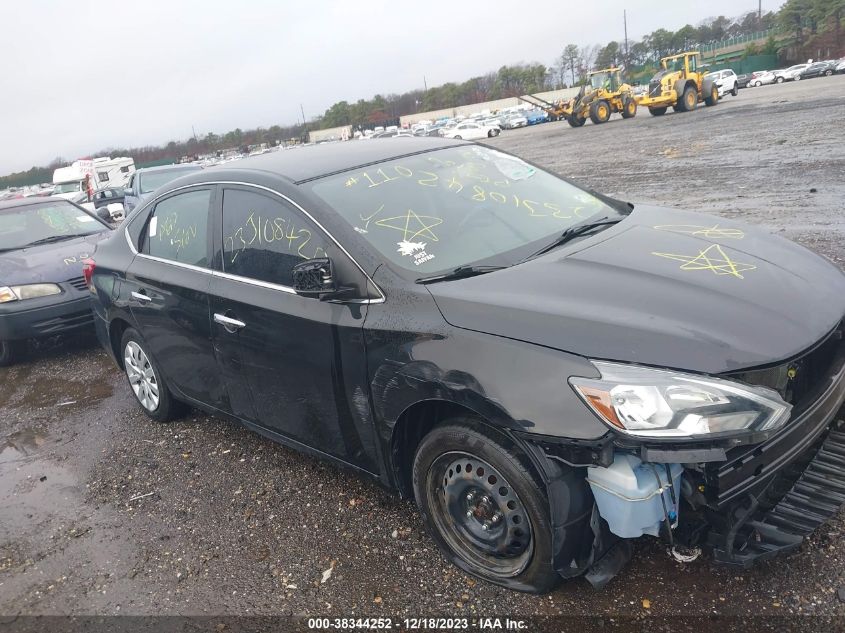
[126,187,228,409]
[208,185,377,471]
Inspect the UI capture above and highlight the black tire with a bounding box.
[621,98,637,118]
[776,76,784,83]
[794,74,801,81]
[704,84,719,106]
[120,327,186,422]
[412,419,560,593]
[0,340,24,367]
[649,106,668,116]
[567,114,586,127]
[453,135,462,140]
[588,99,611,124]
[677,85,697,111]
[824,70,833,76]
[731,83,738,96]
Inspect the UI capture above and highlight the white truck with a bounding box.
[51,156,136,201]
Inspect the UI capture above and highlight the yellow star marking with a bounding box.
[652,243,756,279]
[344,177,359,187]
[375,209,443,242]
[653,224,744,239]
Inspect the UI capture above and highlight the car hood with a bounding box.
[426,206,845,374]
[0,232,110,286]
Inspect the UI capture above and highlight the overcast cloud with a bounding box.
[0,0,781,175]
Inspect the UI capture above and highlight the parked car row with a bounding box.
[747,59,844,87]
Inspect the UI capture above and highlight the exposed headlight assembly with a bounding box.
[570,361,791,440]
[0,284,62,303]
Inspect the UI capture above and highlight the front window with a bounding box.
[53,181,82,194]
[0,201,104,251]
[308,146,618,276]
[138,168,197,194]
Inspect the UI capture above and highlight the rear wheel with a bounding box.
[567,114,586,127]
[649,106,668,116]
[412,420,559,593]
[776,76,784,83]
[0,340,24,367]
[121,328,186,422]
[704,85,719,106]
[621,98,637,118]
[794,74,801,81]
[588,100,611,124]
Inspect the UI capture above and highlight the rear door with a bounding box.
[207,185,377,471]
[126,186,228,409]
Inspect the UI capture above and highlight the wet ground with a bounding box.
[2,77,845,624]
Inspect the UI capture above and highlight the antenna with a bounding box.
[624,10,629,66]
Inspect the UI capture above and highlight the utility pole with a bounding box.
[623,10,629,67]
[300,104,307,143]
[758,0,762,24]
[423,75,428,91]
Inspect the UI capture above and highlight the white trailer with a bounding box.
[52,156,136,200]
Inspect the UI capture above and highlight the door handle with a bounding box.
[213,312,246,332]
[131,291,152,303]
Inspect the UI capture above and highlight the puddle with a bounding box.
[0,428,79,537]
[1,428,48,464]
[12,377,113,411]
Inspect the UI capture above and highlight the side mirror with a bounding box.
[123,188,133,197]
[292,258,338,299]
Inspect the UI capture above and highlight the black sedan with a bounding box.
[88,138,845,593]
[799,61,837,79]
[0,197,112,365]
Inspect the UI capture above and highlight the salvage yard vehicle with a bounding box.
[774,64,810,82]
[523,68,637,127]
[799,61,837,79]
[88,138,845,593]
[705,69,739,97]
[441,121,500,139]
[123,163,203,214]
[637,51,718,116]
[0,197,113,366]
[749,71,777,87]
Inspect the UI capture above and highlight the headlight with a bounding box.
[0,283,62,303]
[570,361,791,440]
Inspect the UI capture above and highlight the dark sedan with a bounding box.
[88,138,845,593]
[799,61,837,79]
[0,197,112,365]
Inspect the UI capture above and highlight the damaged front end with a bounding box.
[520,321,845,588]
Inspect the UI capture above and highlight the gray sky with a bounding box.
[0,0,781,175]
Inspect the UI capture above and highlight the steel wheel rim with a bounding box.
[124,341,160,411]
[427,451,533,578]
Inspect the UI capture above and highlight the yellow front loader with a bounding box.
[563,68,638,128]
[636,51,719,116]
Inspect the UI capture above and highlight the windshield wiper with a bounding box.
[416,265,506,285]
[519,216,623,263]
[23,233,92,247]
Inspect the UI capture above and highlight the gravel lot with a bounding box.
[2,77,845,625]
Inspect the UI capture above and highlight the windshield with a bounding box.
[664,57,685,72]
[138,168,198,194]
[590,72,617,90]
[53,181,82,194]
[308,146,618,275]
[0,201,104,251]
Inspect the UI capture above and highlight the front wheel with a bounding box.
[567,114,586,127]
[413,421,559,593]
[453,135,462,140]
[731,84,738,96]
[649,106,668,116]
[794,75,801,81]
[589,99,611,124]
[824,70,833,76]
[776,76,784,83]
[121,328,186,422]
[704,85,719,106]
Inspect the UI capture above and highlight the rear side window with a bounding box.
[142,189,211,267]
[221,188,329,287]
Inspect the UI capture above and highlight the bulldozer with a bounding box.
[519,67,637,128]
[636,51,719,116]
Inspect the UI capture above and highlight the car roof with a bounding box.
[135,164,203,174]
[0,196,72,212]
[208,137,460,184]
